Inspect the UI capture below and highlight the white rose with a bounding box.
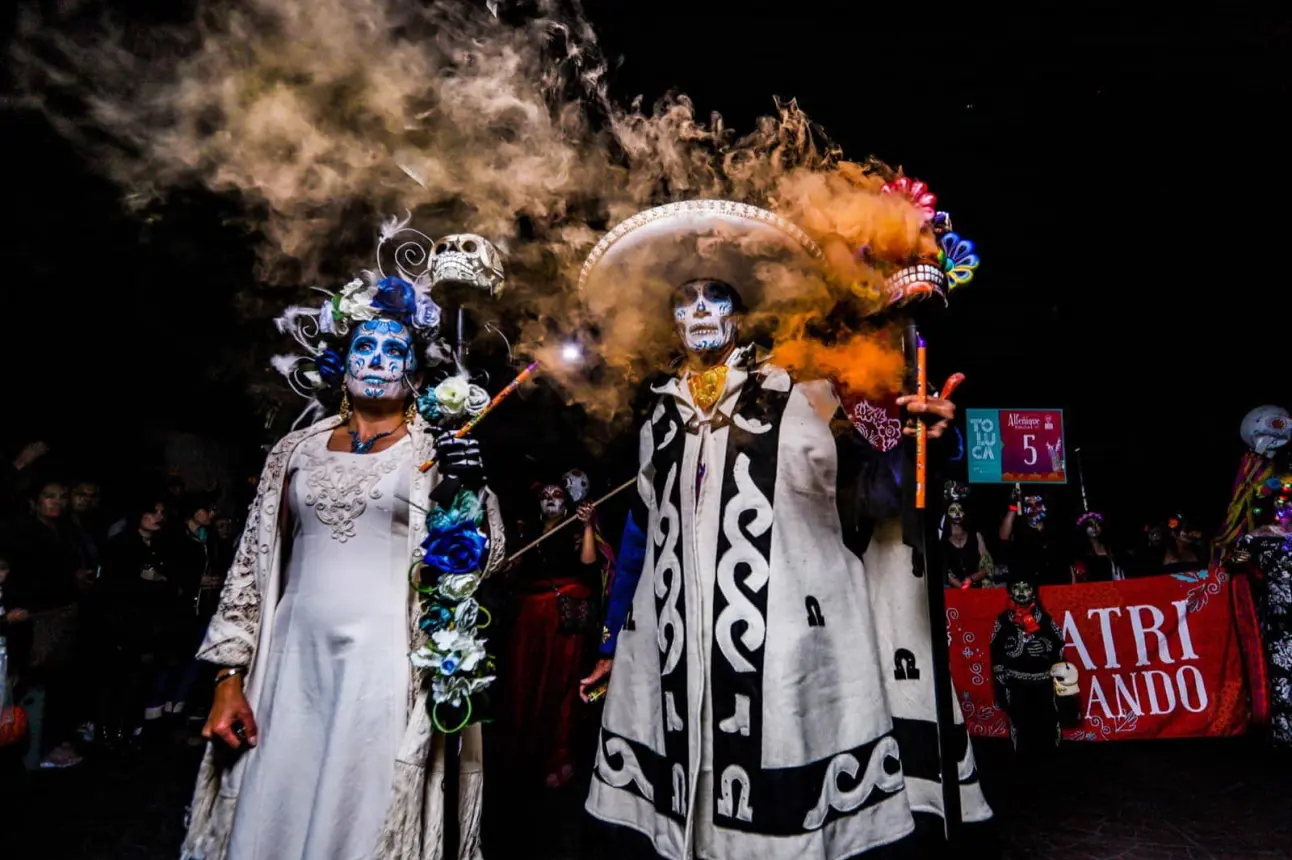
[455,598,480,630]
[465,385,490,415]
[438,573,481,601]
[435,376,471,416]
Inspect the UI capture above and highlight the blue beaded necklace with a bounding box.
[349,428,396,454]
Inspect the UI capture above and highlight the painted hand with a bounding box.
[432,431,485,487]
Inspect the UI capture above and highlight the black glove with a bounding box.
[430,431,485,505]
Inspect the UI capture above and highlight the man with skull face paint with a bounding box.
[579,201,991,860]
[183,255,505,859]
[998,488,1067,586]
[990,575,1074,755]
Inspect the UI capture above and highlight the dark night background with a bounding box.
[2,3,1289,535]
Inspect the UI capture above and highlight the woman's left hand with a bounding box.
[576,503,595,524]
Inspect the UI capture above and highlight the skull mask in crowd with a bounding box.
[1008,579,1037,607]
[1240,405,1291,457]
[1078,511,1103,539]
[539,484,568,520]
[430,234,505,297]
[1023,495,1047,529]
[563,469,590,504]
[946,502,966,525]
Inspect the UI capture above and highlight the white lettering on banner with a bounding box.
[1177,665,1208,713]
[1128,604,1174,667]
[1172,599,1200,660]
[1087,676,1112,719]
[1113,675,1143,717]
[969,417,996,461]
[1085,607,1124,669]
[1142,670,1177,715]
[1062,612,1097,670]
[1006,413,1042,429]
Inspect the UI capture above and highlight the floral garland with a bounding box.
[410,373,494,733]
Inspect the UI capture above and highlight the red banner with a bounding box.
[947,572,1250,741]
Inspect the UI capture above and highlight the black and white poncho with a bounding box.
[587,349,992,860]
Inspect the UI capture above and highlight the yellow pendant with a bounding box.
[687,365,728,412]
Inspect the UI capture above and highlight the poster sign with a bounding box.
[966,408,1066,483]
[946,573,1249,741]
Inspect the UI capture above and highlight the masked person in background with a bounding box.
[1071,511,1124,583]
[182,234,505,860]
[941,482,992,588]
[496,480,606,793]
[990,575,1076,755]
[999,489,1067,585]
[578,201,991,860]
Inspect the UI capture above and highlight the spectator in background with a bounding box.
[1071,511,1125,582]
[169,494,224,724]
[2,441,50,519]
[68,480,106,571]
[1157,512,1205,574]
[0,479,87,768]
[98,494,178,746]
[943,499,993,588]
[998,488,1068,585]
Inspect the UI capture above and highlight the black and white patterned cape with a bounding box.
[587,353,991,860]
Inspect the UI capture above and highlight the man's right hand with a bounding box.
[579,657,613,703]
[203,676,258,750]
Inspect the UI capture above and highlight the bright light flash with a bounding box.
[560,343,582,363]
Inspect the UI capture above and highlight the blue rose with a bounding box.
[419,604,453,634]
[373,276,417,316]
[315,348,345,385]
[416,390,442,422]
[440,653,461,675]
[422,521,487,576]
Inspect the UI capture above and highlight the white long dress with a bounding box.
[227,433,413,860]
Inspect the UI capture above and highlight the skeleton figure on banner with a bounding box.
[578,196,992,860]
[182,218,507,860]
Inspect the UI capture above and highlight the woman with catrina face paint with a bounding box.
[942,500,993,588]
[183,265,505,860]
[1071,512,1124,583]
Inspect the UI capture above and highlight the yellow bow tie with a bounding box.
[687,365,728,413]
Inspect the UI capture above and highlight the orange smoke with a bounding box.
[772,331,905,400]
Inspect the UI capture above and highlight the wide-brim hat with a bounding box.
[578,200,826,321]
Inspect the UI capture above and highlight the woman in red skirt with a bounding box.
[497,481,605,790]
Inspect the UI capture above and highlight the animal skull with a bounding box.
[1240,405,1291,456]
[430,234,504,297]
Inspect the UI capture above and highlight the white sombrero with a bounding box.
[578,200,826,317]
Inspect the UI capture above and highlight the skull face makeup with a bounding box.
[946,502,966,524]
[1022,495,1047,529]
[539,484,568,520]
[345,318,418,402]
[1008,580,1036,606]
[563,469,590,504]
[672,279,739,355]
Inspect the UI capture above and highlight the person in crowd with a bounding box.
[943,496,993,588]
[68,479,106,571]
[169,494,224,726]
[990,574,1071,755]
[497,482,605,791]
[1,441,50,519]
[1,549,34,832]
[0,479,87,768]
[1157,512,1205,573]
[998,488,1068,585]
[1070,511,1124,582]
[183,263,504,860]
[98,494,177,747]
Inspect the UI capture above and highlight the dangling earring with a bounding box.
[338,391,352,422]
[404,399,418,426]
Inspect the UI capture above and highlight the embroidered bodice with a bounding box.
[288,433,411,543]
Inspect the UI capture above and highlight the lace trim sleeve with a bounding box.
[196,429,305,666]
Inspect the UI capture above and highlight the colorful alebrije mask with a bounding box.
[879,177,980,307]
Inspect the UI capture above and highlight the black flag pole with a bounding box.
[903,322,963,846]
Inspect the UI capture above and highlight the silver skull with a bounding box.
[1240,405,1291,456]
[430,234,505,297]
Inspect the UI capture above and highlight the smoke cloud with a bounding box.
[9,0,939,430]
